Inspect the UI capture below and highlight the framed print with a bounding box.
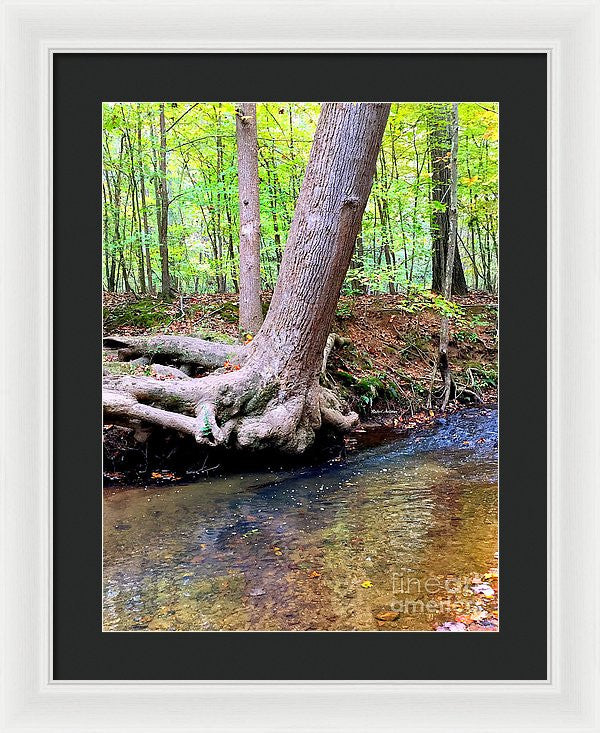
[54,52,543,681]
[1,1,599,731]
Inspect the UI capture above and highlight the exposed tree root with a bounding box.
[150,364,191,379]
[103,353,358,456]
[103,389,197,437]
[320,333,351,384]
[103,103,390,459]
[319,386,359,431]
[103,334,243,372]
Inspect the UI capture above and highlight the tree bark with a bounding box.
[103,102,390,455]
[137,109,155,295]
[438,103,460,409]
[235,102,264,333]
[158,103,171,299]
[429,103,468,296]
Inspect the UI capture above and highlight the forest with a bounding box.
[103,101,498,299]
[102,102,499,634]
[102,101,498,458]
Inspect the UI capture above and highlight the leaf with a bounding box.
[471,583,495,597]
[375,611,399,622]
[308,571,321,578]
[436,621,467,632]
[361,580,373,588]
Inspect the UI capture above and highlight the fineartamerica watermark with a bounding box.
[389,573,481,615]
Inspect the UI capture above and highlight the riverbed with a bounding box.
[103,406,498,631]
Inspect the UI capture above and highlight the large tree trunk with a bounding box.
[236,102,264,334]
[104,102,390,455]
[429,103,468,296]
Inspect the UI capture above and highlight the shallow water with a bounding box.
[103,407,498,631]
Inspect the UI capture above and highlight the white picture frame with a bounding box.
[1,0,598,730]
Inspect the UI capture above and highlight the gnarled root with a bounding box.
[103,364,358,456]
[319,387,359,432]
[103,389,197,437]
[103,334,243,372]
[320,333,351,384]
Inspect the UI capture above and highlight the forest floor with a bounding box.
[103,290,498,481]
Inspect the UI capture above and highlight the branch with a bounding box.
[164,103,199,134]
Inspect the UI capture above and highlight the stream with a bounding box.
[103,406,498,631]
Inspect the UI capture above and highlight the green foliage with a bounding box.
[197,406,213,437]
[454,310,495,344]
[354,374,401,414]
[397,285,466,320]
[335,301,353,319]
[455,328,479,344]
[102,101,498,296]
[463,362,498,388]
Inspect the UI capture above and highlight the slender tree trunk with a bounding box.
[113,136,127,291]
[235,102,264,333]
[438,103,460,410]
[158,104,171,299]
[349,231,365,294]
[224,198,239,292]
[104,102,391,455]
[429,103,468,296]
[124,126,146,295]
[214,106,227,293]
[138,112,154,295]
[103,177,117,291]
[376,194,395,295]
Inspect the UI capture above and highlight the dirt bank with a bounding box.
[103,291,497,483]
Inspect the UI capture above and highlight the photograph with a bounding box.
[101,100,499,633]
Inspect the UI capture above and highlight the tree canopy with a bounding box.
[102,101,498,297]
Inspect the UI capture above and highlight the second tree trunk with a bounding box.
[236,102,264,333]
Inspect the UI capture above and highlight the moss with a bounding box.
[216,301,239,324]
[353,374,402,415]
[244,381,279,414]
[401,327,432,352]
[159,393,186,411]
[104,299,171,330]
[194,328,237,345]
[335,369,358,387]
[103,361,142,375]
[462,362,498,388]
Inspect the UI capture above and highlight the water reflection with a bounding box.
[103,407,498,631]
